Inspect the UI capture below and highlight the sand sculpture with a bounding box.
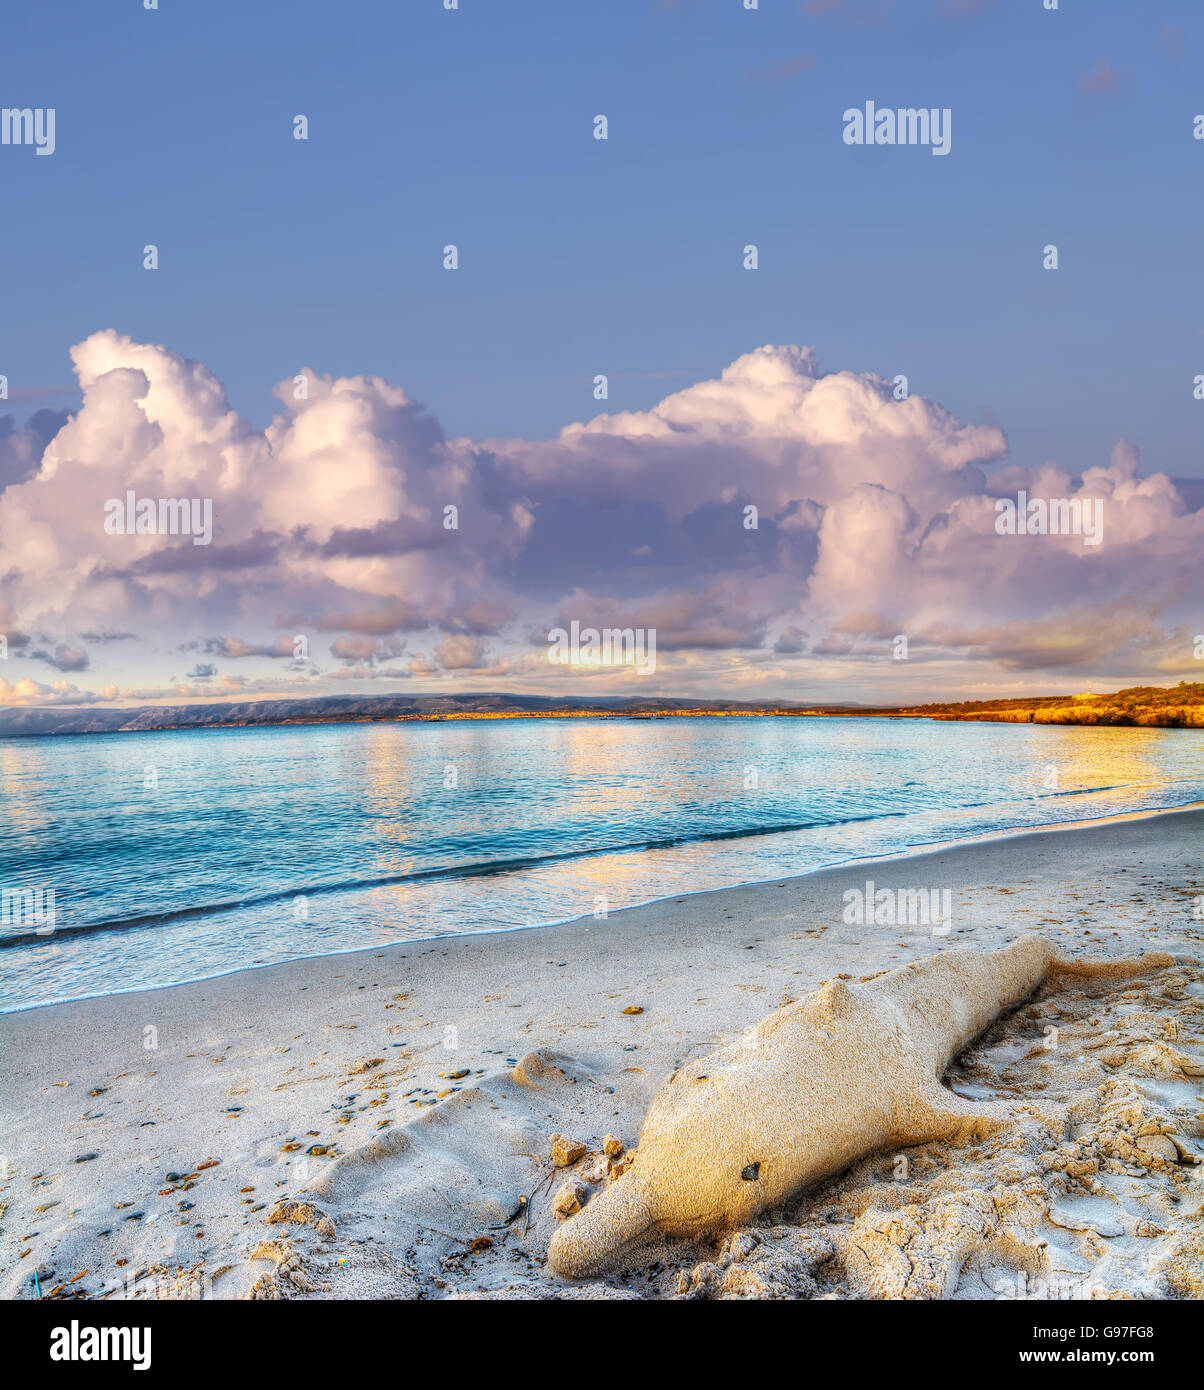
[548,933,1174,1277]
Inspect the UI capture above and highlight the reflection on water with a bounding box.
[0,715,1200,1010]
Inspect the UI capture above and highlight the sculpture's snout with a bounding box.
[547,1177,657,1278]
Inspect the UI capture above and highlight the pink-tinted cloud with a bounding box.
[746,53,817,85]
[1,333,1200,705]
[1079,60,1125,96]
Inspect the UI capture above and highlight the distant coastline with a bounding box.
[1,683,1200,739]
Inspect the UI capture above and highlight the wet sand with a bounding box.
[2,806,1201,1301]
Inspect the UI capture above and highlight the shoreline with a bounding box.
[4,798,1201,1018]
[1,806,1201,1300]
[4,695,1203,742]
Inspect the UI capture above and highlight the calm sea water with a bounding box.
[1,716,1200,1011]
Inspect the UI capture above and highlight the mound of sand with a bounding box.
[674,960,1204,1299]
[223,955,1201,1300]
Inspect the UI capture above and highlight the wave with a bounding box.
[0,780,1163,951]
[0,808,924,949]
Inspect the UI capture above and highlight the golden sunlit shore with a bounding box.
[2,806,1200,1301]
[3,682,1202,739]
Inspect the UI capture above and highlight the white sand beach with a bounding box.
[2,807,1201,1302]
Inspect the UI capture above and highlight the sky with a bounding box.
[0,0,1201,708]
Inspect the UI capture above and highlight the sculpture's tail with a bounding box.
[1045,945,1175,980]
[884,935,1176,1069]
[547,1175,657,1279]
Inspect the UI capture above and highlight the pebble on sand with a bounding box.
[550,1134,587,1168]
[552,1182,587,1220]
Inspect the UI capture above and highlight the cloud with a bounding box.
[31,642,89,672]
[408,634,507,676]
[328,634,405,664]
[548,583,776,652]
[934,0,991,18]
[432,634,491,670]
[204,634,297,659]
[0,332,1199,704]
[804,0,987,23]
[0,675,115,706]
[0,409,70,493]
[0,331,528,685]
[1079,60,1125,96]
[799,0,894,27]
[0,603,32,655]
[1156,24,1185,63]
[773,624,807,655]
[747,53,816,85]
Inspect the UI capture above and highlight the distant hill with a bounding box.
[881,682,1204,729]
[0,684,1199,739]
[0,692,846,739]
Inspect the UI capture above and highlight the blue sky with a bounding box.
[1,1,1202,709]
[4,0,1201,475]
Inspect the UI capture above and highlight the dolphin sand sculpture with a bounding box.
[547,933,1173,1278]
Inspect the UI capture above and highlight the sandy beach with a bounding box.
[2,807,1201,1302]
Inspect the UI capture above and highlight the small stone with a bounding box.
[552,1181,587,1220]
[1136,1134,1178,1162]
[729,1232,761,1261]
[621,1006,644,1016]
[607,1148,637,1181]
[602,1135,624,1158]
[550,1133,587,1167]
[469,1236,493,1252]
[265,1198,336,1238]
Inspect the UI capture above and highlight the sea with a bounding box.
[1,715,1200,1011]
